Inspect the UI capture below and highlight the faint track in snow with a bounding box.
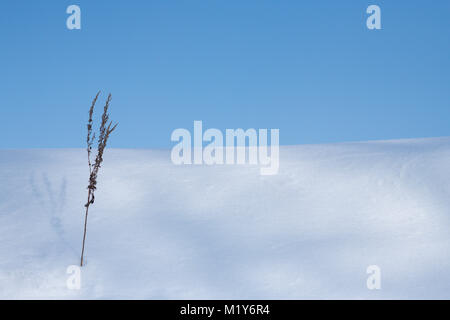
[29,172,77,257]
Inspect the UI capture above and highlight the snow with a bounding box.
[1,137,450,299]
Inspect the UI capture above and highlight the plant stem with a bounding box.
[80,189,91,266]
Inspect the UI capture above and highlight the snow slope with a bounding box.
[1,137,450,299]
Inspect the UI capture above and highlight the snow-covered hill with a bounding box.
[1,137,450,299]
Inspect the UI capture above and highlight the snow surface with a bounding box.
[1,137,450,299]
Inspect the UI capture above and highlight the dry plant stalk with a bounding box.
[80,92,118,266]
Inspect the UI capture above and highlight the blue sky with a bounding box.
[0,1,449,148]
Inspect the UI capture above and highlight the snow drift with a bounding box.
[1,137,450,299]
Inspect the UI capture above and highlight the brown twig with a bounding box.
[81,92,118,267]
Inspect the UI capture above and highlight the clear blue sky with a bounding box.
[1,1,449,148]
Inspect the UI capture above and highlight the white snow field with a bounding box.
[1,137,450,299]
